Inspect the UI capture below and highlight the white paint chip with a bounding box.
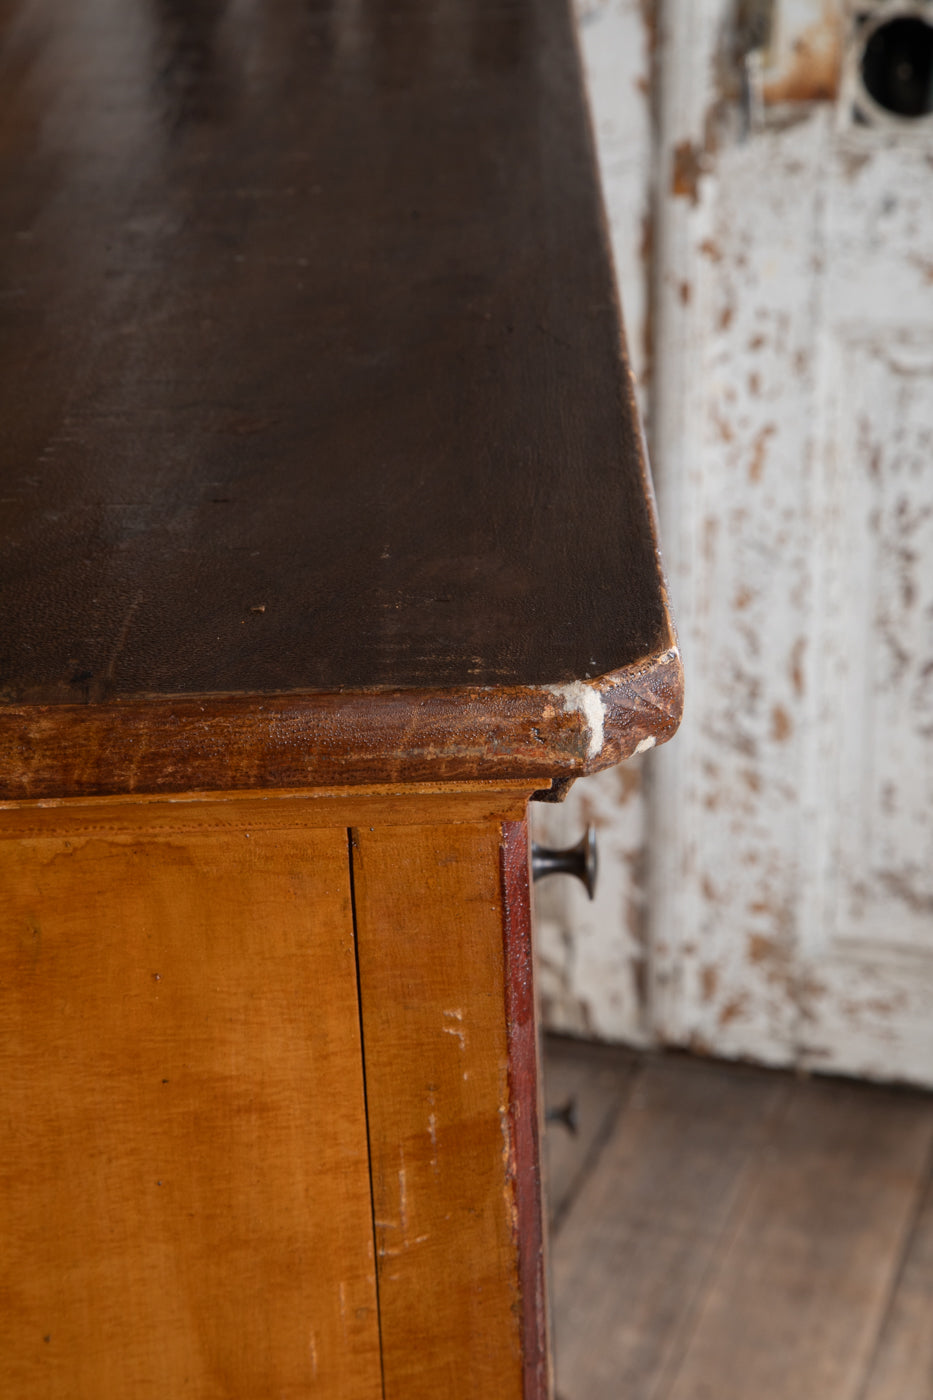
[552,680,606,761]
[442,1008,466,1050]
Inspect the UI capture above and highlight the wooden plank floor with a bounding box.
[544,1036,933,1400]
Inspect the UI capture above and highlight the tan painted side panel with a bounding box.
[351,822,526,1400]
[0,818,381,1399]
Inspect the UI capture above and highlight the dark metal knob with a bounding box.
[530,826,597,899]
[545,1097,579,1136]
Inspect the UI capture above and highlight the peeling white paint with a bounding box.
[379,1237,429,1260]
[551,680,606,763]
[398,1165,408,1237]
[427,1088,439,1175]
[649,0,933,1086]
[376,1156,431,1256]
[499,1099,513,1175]
[547,0,933,1088]
[441,1008,466,1051]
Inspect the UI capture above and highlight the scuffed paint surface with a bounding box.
[652,101,829,1067]
[650,0,933,1085]
[550,680,606,762]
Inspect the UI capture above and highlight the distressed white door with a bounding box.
[537,0,933,1086]
[649,0,933,1084]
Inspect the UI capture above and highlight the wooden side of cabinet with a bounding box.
[0,814,381,1399]
[0,786,546,1398]
[351,816,547,1400]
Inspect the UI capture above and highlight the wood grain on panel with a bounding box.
[862,1170,933,1400]
[548,1045,933,1400]
[0,817,381,1400]
[542,1037,638,1230]
[551,1059,786,1400]
[665,1079,933,1400]
[0,781,534,839]
[350,821,540,1400]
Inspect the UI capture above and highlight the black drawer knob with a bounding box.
[530,827,598,899]
[545,1097,579,1135]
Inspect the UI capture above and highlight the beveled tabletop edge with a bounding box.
[0,648,683,803]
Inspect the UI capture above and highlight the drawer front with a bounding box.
[0,821,381,1400]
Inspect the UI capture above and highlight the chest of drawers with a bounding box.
[0,0,681,1393]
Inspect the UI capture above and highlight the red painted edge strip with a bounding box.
[500,818,550,1399]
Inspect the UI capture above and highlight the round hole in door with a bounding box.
[860,15,933,117]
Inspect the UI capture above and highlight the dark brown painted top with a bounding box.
[0,0,681,800]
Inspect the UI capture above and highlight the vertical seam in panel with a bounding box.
[347,827,387,1400]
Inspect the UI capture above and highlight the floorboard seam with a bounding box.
[645,1076,796,1400]
[853,1126,933,1400]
